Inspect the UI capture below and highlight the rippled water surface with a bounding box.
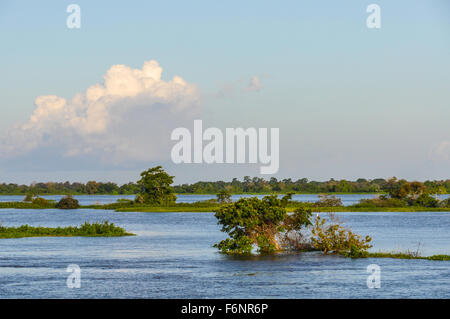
[0,199,449,298]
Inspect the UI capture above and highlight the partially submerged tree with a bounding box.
[136,166,176,206]
[213,194,312,255]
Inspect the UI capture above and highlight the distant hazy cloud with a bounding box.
[430,141,450,161]
[0,60,200,165]
[215,82,236,99]
[216,75,263,98]
[243,76,262,92]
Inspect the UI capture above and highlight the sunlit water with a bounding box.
[0,196,449,298]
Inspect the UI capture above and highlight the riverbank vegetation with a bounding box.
[1,169,450,212]
[0,221,134,239]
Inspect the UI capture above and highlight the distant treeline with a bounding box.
[0,181,139,195]
[0,177,449,195]
[174,177,450,194]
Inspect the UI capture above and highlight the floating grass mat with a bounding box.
[0,221,135,239]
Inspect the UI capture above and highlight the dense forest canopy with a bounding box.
[0,177,449,195]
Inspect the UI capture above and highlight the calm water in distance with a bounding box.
[0,195,449,298]
[1,193,449,206]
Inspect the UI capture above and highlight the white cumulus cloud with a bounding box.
[0,60,200,165]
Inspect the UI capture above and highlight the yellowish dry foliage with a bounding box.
[311,215,372,256]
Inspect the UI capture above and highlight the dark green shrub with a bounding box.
[345,245,369,258]
[213,194,312,255]
[56,195,79,209]
[414,194,439,208]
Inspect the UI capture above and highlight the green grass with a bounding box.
[115,206,217,212]
[90,200,450,213]
[365,252,450,261]
[0,221,135,238]
[0,201,56,209]
[2,199,450,213]
[84,200,220,212]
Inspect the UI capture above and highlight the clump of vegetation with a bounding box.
[18,195,53,207]
[0,202,55,209]
[55,195,79,209]
[135,166,177,206]
[31,197,50,205]
[0,221,134,239]
[353,196,407,208]
[365,250,450,261]
[213,194,313,255]
[386,178,442,208]
[3,196,55,209]
[386,178,426,200]
[279,207,316,251]
[311,213,372,257]
[426,255,450,261]
[23,194,34,202]
[216,189,232,204]
[213,195,375,257]
[413,194,439,208]
[350,178,448,209]
[439,198,450,208]
[314,194,343,207]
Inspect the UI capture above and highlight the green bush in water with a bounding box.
[56,195,79,209]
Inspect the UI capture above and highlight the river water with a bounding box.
[1,193,448,206]
[0,195,449,298]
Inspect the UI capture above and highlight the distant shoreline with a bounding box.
[0,192,386,196]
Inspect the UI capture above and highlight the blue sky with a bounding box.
[0,1,449,184]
